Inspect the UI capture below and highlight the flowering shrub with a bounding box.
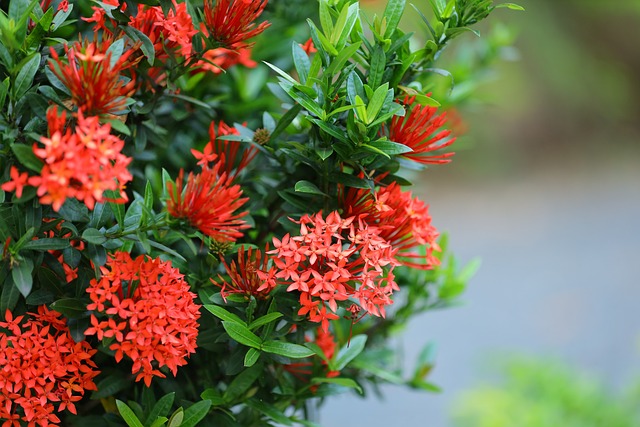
[0,0,520,425]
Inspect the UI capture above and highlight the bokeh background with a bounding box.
[322,0,640,425]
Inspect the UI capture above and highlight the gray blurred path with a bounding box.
[321,158,640,426]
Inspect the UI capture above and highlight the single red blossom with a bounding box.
[211,245,277,301]
[196,46,257,74]
[201,0,270,47]
[343,182,441,269]
[83,0,123,33]
[167,159,250,241]
[85,252,201,387]
[1,166,29,198]
[48,38,136,116]
[300,37,317,54]
[388,95,456,165]
[0,306,99,426]
[28,108,132,211]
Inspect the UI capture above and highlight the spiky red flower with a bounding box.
[343,182,440,269]
[27,108,132,211]
[211,245,276,301]
[388,96,456,165]
[202,0,270,47]
[166,161,250,241]
[196,46,257,74]
[85,252,201,387]
[0,306,100,425]
[48,38,135,116]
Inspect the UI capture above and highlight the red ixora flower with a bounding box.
[258,211,400,332]
[85,252,201,387]
[166,160,250,242]
[343,182,441,269]
[211,245,276,301]
[0,306,100,426]
[27,107,132,211]
[388,95,456,165]
[48,37,135,116]
[202,0,270,48]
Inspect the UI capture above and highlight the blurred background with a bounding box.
[322,0,640,425]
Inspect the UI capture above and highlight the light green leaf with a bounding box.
[244,348,261,367]
[116,400,144,427]
[294,180,325,196]
[204,304,245,325]
[262,340,315,358]
[310,377,363,394]
[334,334,367,370]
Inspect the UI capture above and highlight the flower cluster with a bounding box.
[85,252,201,387]
[25,108,132,211]
[259,211,400,331]
[211,245,275,301]
[388,96,456,165]
[343,182,441,269]
[0,306,100,426]
[167,158,250,242]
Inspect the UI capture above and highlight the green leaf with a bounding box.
[180,400,211,427]
[167,408,184,427]
[382,0,406,39]
[106,38,125,68]
[116,400,145,427]
[246,398,293,426]
[244,348,261,367]
[318,0,333,36]
[82,228,107,245]
[365,83,390,124]
[248,312,283,330]
[122,26,155,65]
[223,364,262,402]
[11,144,43,172]
[50,298,86,317]
[294,180,325,196]
[262,341,315,358]
[21,238,69,251]
[328,172,372,189]
[200,389,225,407]
[0,275,20,314]
[311,377,363,394]
[12,257,33,297]
[367,140,412,155]
[92,375,131,399]
[292,42,310,84]
[223,321,262,349]
[495,3,525,11]
[351,359,405,384]
[325,41,361,76]
[204,304,245,325]
[368,46,385,89]
[12,53,41,100]
[334,334,367,370]
[263,61,298,85]
[0,77,9,109]
[51,3,73,30]
[25,289,54,305]
[286,86,325,118]
[145,392,175,426]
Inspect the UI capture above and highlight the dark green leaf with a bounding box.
[180,400,211,427]
[200,389,225,407]
[222,321,262,349]
[82,228,107,245]
[368,46,385,89]
[11,144,43,172]
[1,276,20,313]
[21,238,70,251]
[122,26,155,65]
[13,52,40,99]
[246,398,293,426]
[328,172,372,189]
[25,289,54,305]
[223,364,262,402]
[12,257,33,297]
[92,375,131,399]
[50,298,86,317]
[262,340,315,358]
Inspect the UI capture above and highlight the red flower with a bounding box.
[343,182,441,269]
[388,96,456,165]
[28,108,132,211]
[1,166,29,198]
[202,0,270,47]
[85,252,201,387]
[166,161,250,241]
[0,306,100,425]
[196,46,257,74]
[259,211,400,330]
[300,37,317,55]
[211,245,276,301]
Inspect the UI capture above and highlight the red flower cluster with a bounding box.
[85,252,201,387]
[344,182,441,269]
[259,211,400,332]
[166,160,249,242]
[196,46,257,74]
[211,245,275,301]
[202,0,270,47]
[388,96,456,165]
[25,108,132,211]
[0,306,100,426]
[49,38,135,116]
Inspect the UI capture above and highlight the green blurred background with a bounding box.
[322,0,640,425]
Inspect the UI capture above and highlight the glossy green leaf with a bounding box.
[383,0,406,38]
[292,42,311,84]
[495,3,525,11]
[223,321,262,349]
[82,228,107,245]
[262,340,315,358]
[116,400,144,427]
[334,334,367,370]
[92,375,131,399]
[180,400,211,427]
[13,52,40,99]
[204,304,245,325]
[50,298,86,317]
[248,312,283,330]
[244,348,261,367]
[12,258,33,297]
[11,144,43,172]
[294,180,325,196]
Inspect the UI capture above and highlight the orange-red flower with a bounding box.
[259,211,400,331]
[1,166,29,198]
[28,108,132,211]
[166,160,250,241]
[343,182,441,269]
[388,96,456,165]
[202,0,270,48]
[196,46,257,74]
[48,38,135,116]
[0,306,100,425]
[85,252,201,387]
[211,245,276,301]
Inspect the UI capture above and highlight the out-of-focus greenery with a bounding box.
[452,359,640,427]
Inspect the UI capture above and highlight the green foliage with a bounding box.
[452,359,640,427]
